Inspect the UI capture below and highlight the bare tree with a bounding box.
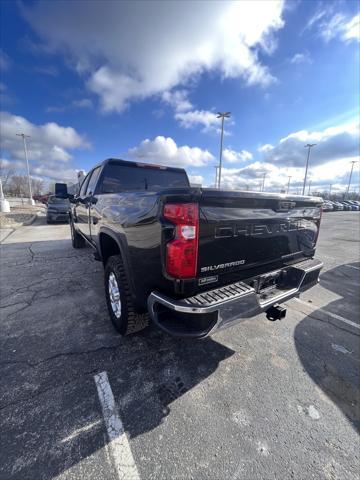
[31,178,44,196]
[2,173,45,196]
[0,159,15,190]
[7,175,28,196]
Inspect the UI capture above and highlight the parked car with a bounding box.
[33,194,49,204]
[322,202,334,212]
[330,201,344,211]
[347,201,360,211]
[339,202,351,211]
[46,195,70,223]
[65,158,323,338]
[342,201,358,211]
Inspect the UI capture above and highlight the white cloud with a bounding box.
[259,122,359,167]
[32,166,80,183]
[128,136,214,167]
[22,1,285,112]
[0,111,89,183]
[221,121,360,192]
[189,175,204,185]
[258,143,274,153]
[290,51,312,64]
[162,90,193,113]
[162,90,232,134]
[307,9,360,43]
[223,148,253,163]
[220,162,283,191]
[342,14,360,42]
[219,156,359,193]
[174,110,220,133]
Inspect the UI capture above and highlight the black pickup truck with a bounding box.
[67,158,323,338]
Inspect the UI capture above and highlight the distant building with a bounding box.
[77,170,86,184]
[67,170,86,195]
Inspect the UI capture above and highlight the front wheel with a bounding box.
[104,255,149,335]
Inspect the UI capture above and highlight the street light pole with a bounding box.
[16,133,34,205]
[214,166,219,188]
[307,179,312,195]
[329,184,332,198]
[216,112,231,189]
[302,143,316,195]
[261,172,266,192]
[345,160,358,199]
[287,175,292,194]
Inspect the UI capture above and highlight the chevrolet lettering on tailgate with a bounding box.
[215,220,306,239]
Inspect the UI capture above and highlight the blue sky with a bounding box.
[1,0,359,193]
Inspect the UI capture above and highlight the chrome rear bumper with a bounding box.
[148,258,323,338]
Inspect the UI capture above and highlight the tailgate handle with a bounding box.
[215,227,234,238]
[274,201,296,212]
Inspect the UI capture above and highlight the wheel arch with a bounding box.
[99,228,137,303]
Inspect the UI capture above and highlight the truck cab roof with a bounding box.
[94,158,187,175]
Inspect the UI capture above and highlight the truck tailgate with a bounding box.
[197,190,322,279]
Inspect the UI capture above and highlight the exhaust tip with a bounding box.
[266,305,287,321]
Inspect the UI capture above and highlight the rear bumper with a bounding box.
[148,258,323,338]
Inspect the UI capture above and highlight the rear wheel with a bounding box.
[104,255,149,335]
[70,218,85,248]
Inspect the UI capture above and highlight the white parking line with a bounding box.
[294,298,360,331]
[94,371,140,480]
[343,264,360,271]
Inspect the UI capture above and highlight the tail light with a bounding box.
[163,203,199,278]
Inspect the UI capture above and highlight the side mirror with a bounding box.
[81,195,98,205]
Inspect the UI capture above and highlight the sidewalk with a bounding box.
[0,228,13,243]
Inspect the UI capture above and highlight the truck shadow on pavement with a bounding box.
[294,262,360,432]
[0,237,235,479]
[108,327,235,440]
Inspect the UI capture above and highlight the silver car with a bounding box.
[46,195,70,223]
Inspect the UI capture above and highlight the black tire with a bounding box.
[104,255,149,335]
[46,218,51,224]
[70,218,86,248]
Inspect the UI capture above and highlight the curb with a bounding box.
[0,213,38,243]
[0,228,15,244]
[22,214,38,226]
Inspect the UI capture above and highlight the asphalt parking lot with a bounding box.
[1,212,359,480]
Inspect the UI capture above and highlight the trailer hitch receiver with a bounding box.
[266,305,287,321]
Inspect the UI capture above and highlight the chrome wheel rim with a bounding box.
[108,272,121,318]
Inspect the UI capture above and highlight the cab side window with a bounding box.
[79,173,91,197]
[86,167,101,196]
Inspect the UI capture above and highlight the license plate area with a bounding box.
[255,270,283,294]
[249,268,299,304]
